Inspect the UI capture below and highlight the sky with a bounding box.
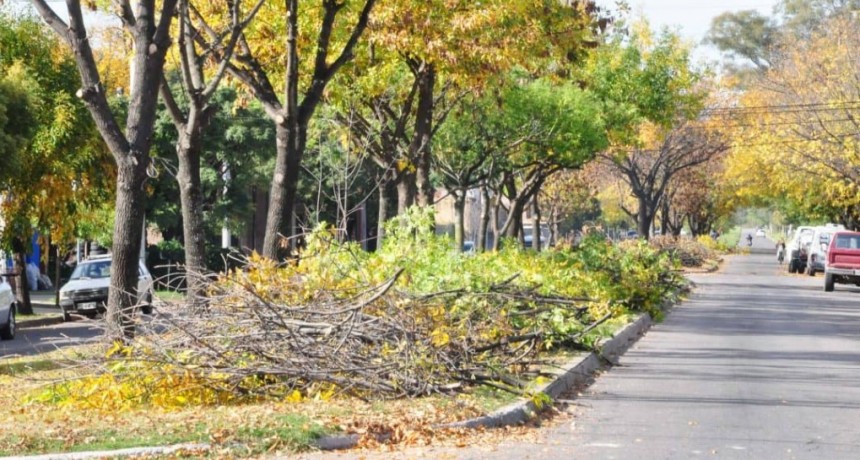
[625,0,781,62]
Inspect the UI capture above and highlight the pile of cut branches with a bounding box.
[47,212,684,407]
[127,264,612,399]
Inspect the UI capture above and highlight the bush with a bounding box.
[647,235,718,268]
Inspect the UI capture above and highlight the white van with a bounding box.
[806,224,845,276]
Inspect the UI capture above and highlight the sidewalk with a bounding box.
[28,290,58,307]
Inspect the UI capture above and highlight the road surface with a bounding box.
[305,253,860,459]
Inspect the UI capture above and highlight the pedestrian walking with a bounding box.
[776,241,786,265]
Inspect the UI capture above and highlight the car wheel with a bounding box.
[83,311,98,319]
[60,304,71,322]
[788,260,796,274]
[140,293,153,315]
[807,264,815,276]
[824,273,835,292]
[0,303,15,340]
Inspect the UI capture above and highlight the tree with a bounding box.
[0,14,112,315]
[604,121,728,239]
[30,0,179,340]
[706,0,860,75]
[195,0,377,260]
[334,0,608,240]
[704,10,777,70]
[157,0,264,304]
[722,15,860,228]
[539,170,601,245]
[433,93,526,250]
[149,87,276,266]
[585,24,713,239]
[490,79,607,248]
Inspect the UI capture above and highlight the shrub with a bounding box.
[648,235,718,267]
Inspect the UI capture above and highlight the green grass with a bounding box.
[0,426,209,457]
[155,289,185,302]
[0,358,68,376]
[718,227,741,248]
[235,415,329,455]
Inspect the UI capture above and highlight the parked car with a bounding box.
[805,224,845,276]
[0,274,16,340]
[824,231,860,292]
[787,226,816,274]
[58,255,153,321]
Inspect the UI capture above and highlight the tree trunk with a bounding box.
[548,205,558,247]
[453,190,466,250]
[106,162,148,340]
[377,178,389,248]
[395,171,416,215]
[477,185,490,252]
[490,192,501,251]
[413,65,435,207]
[176,135,208,307]
[262,122,307,260]
[54,245,61,308]
[11,239,32,315]
[660,198,670,237]
[531,197,542,251]
[637,196,653,240]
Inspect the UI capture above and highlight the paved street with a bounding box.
[306,252,860,459]
[1,290,101,358]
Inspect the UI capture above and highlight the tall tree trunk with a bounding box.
[477,185,490,252]
[377,178,389,248]
[262,123,307,259]
[11,239,32,315]
[490,192,501,251]
[548,205,558,247]
[54,245,61,309]
[395,171,416,215]
[637,196,653,240]
[176,135,208,307]
[107,163,148,340]
[531,197,542,251]
[505,199,526,241]
[453,190,466,250]
[413,65,435,208]
[660,198,670,237]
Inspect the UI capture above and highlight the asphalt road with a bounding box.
[305,252,860,459]
[0,320,102,358]
[1,291,102,358]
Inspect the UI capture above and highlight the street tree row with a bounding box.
[1,1,725,340]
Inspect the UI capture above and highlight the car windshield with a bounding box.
[835,235,860,250]
[70,260,112,280]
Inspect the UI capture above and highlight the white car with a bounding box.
[0,275,15,340]
[58,255,153,321]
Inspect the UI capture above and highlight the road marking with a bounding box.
[585,442,621,448]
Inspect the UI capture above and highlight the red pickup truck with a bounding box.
[824,231,860,291]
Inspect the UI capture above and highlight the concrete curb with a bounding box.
[3,442,210,460]
[315,313,654,450]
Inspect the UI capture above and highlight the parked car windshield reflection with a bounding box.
[69,261,112,280]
